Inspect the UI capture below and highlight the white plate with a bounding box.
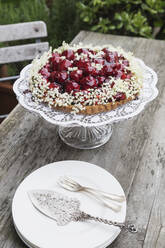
[14,222,115,248]
[14,224,38,248]
[12,161,126,248]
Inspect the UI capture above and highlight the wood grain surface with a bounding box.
[0,42,49,64]
[0,21,47,42]
[0,31,165,248]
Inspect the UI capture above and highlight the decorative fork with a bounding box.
[57,176,125,212]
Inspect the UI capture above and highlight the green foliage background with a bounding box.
[77,0,165,39]
[0,0,80,48]
[0,0,164,75]
[0,0,80,75]
[0,0,165,47]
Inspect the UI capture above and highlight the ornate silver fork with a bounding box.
[57,176,125,212]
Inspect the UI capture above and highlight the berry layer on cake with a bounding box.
[29,42,143,115]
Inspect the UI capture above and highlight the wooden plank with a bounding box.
[0,21,47,42]
[141,95,165,247]
[0,42,49,64]
[71,32,165,248]
[0,31,165,247]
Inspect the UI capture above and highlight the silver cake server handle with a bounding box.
[28,189,137,234]
[75,211,138,233]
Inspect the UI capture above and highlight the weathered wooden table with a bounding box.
[0,31,165,248]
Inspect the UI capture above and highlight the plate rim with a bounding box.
[12,160,126,248]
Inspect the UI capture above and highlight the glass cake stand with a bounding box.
[13,58,158,149]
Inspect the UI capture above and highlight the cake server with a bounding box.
[28,190,137,233]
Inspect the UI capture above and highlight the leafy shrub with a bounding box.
[48,0,81,47]
[0,0,49,26]
[77,0,165,39]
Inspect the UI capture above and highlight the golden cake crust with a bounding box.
[54,96,134,115]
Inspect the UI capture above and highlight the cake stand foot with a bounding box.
[58,124,113,149]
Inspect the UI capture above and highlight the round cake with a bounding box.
[29,42,143,115]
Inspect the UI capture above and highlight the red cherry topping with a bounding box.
[50,53,62,70]
[106,53,114,63]
[97,76,105,85]
[75,59,86,69]
[80,76,98,89]
[126,69,132,78]
[49,82,61,90]
[114,92,126,101]
[102,48,109,54]
[122,60,129,66]
[52,56,61,65]
[53,52,60,57]
[115,63,122,70]
[49,83,55,89]
[91,68,99,76]
[39,47,134,100]
[77,48,88,55]
[56,71,68,82]
[113,52,119,62]
[111,82,115,88]
[50,71,57,81]
[84,63,94,75]
[62,49,75,60]
[59,59,72,71]
[103,65,113,76]
[44,63,51,71]
[126,73,132,79]
[119,54,125,60]
[93,59,105,65]
[51,52,61,63]
[121,73,127,80]
[70,70,83,82]
[88,49,97,55]
[65,80,80,93]
[115,71,123,79]
[39,68,51,79]
[51,52,60,60]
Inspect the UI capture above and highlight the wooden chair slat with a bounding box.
[0,42,49,64]
[0,21,47,42]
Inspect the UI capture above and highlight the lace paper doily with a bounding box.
[13,58,158,127]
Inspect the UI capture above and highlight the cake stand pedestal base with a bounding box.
[58,124,113,149]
